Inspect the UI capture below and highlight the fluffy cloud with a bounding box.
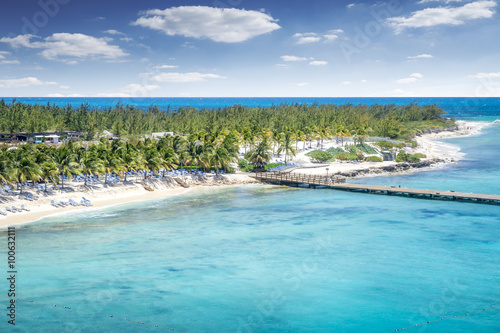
[132,6,281,43]
[310,61,328,66]
[96,84,160,97]
[104,29,125,35]
[281,55,308,62]
[293,29,343,44]
[0,33,128,62]
[0,77,57,88]
[150,72,227,83]
[408,54,434,59]
[153,65,178,69]
[293,33,321,44]
[297,82,309,87]
[387,89,415,97]
[397,73,423,84]
[388,1,496,33]
[470,72,500,78]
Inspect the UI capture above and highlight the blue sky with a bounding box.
[0,0,499,97]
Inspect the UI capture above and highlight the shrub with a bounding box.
[355,144,378,154]
[308,150,334,162]
[396,152,425,163]
[238,159,248,170]
[335,153,358,162]
[365,156,383,162]
[345,144,358,155]
[326,147,346,155]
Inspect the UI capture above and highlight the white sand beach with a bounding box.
[0,121,490,228]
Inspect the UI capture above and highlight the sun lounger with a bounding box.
[5,207,16,213]
[21,204,30,211]
[51,200,61,208]
[0,211,6,216]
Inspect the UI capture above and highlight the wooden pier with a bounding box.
[252,172,500,205]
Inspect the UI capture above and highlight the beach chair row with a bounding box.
[51,197,93,208]
[1,205,30,216]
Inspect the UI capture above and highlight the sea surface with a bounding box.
[1,97,499,333]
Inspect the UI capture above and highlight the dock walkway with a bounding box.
[252,172,500,205]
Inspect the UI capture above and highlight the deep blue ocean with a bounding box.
[1,97,499,333]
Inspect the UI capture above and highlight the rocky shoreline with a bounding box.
[331,158,445,178]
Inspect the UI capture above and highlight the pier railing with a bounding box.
[251,172,500,205]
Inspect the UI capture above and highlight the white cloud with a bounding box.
[388,1,497,33]
[361,80,367,83]
[132,6,281,43]
[408,54,434,59]
[153,65,178,69]
[104,29,125,35]
[0,77,57,88]
[275,64,291,68]
[387,89,415,97]
[59,85,70,89]
[470,72,500,78]
[310,61,328,66]
[297,36,322,44]
[347,3,358,8]
[0,33,128,63]
[397,73,423,84]
[150,72,227,83]
[46,93,66,97]
[96,92,131,97]
[297,82,309,87]
[418,0,464,3]
[281,55,308,62]
[1,60,20,65]
[342,81,352,85]
[121,83,160,95]
[97,83,161,97]
[120,37,133,42]
[293,30,343,44]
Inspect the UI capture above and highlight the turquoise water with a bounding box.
[1,120,500,332]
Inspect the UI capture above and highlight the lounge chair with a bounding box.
[21,204,30,211]
[0,211,6,216]
[5,207,15,213]
[51,200,61,208]
[11,206,22,212]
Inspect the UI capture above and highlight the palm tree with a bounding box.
[9,153,42,194]
[40,161,60,192]
[121,149,143,182]
[142,148,162,179]
[53,146,79,189]
[278,127,297,163]
[76,150,103,186]
[245,139,272,169]
[336,124,351,147]
[101,151,124,184]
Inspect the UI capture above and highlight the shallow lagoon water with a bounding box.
[1,126,500,333]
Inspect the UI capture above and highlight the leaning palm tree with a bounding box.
[121,149,143,182]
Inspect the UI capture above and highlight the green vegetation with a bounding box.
[374,141,406,150]
[0,100,450,141]
[0,131,241,189]
[307,150,334,162]
[395,152,427,163]
[325,147,346,155]
[364,156,383,162]
[345,143,378,155]
[335,153,358,162]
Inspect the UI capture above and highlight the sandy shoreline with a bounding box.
[0,120,492,228]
